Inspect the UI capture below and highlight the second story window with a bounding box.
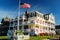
[10,27,13,30]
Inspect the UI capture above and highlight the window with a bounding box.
[36,26,39,28]
[40,15,42,18]
[28,13,31,18]
[51,28,55,30]
[44,14,49,20]
[10,22,13,24]
[43,27,46,30]
[24,25,28,29]
[15,23,17,25]
[28,14,31,18]
[40,20,42,24]
[48,22,50,26]
[31,13,32,17]
[31,20,34,23]
[35,12,37,16]
[46,27,47,30]
[19,26,22,30]
[10,27,13,30]
[32,13,34,17]
[23,33,28,35]
[33,13,35,17]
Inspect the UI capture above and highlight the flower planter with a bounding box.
[13,35,24,40]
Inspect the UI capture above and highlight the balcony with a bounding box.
[22,21,30,25]
[24,29,30,33]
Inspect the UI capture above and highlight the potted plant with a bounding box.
[16,30,24,40]
[15,30,24,40]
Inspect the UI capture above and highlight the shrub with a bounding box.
[16,30,23,35]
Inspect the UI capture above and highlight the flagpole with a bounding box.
[17,0,20,40]
[17,0,20,31]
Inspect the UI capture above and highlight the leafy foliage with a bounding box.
[16,30,24,35]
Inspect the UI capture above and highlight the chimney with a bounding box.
[25,10,29,14]
[25,10,29,21]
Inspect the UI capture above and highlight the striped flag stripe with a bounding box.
[20,3,30,8]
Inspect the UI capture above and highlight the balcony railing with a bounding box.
[24,29,30,32]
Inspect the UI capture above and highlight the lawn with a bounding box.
[0,36,8,39]
[30,36,55,40]
[0,36,55,40]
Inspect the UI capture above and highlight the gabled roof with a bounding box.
[55,25,60,29]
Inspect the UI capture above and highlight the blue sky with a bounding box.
[0,0,60,25]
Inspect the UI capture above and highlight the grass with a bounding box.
[30,36,55,40]
[0,36,55,40]
[0,36,8,39]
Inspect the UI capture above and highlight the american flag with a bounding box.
[20,3,30,8]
